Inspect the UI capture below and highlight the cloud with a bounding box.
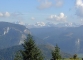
[55,0,63,7]
[0,12,3,17]
[31,17,35,20]
[76,0,83,7]
[0,12,25,22]
[75,0,83,17]
[81,19,83,21]
[0,12,10,17]
[11,12,25,21]
[15,21,25,25]
[26,22,79,28]
[0,12,23,18]
[37,0,64,10]
[11,12,23,17]
[26,22,46,28]
[35,22,46,27]
[38,0,52,10]
[47,13,67,22]
[80,19,83,25]
[4,12,10,17]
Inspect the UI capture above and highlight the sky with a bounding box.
[0,0,83,27]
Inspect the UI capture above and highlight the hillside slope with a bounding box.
[0,22,30,49]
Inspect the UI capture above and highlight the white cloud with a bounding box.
[0,12,10,17]
[26,22,46,28]
[81,19,83,21]
[35,22,46,27]
[80,19,83,25]
[0,12,25,22]
[26,22,79,28]
[76,0,83,8]
[47,13,67,22]
[55,0,63,7]
[38,0,52,9]
[75,0,83,17]
[0,12,22,18]
[0,12,3,17]
[15,21,25,25]
[5,12,10,17]
[37,0,64,10]
[31,17,35,20]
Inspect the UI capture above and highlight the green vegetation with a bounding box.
[20,34,44,60]
[51,44,61,60]
[14,51,22,60]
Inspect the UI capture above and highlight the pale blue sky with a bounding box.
[0,0,83,25]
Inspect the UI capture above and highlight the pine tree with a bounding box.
[20,34,44,60]
[14,51,22,60]
[51,44,61,60]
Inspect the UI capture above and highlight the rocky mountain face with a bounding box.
[0,22,30,49]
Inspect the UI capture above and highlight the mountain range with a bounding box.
[30,26,83,54]
[13,21,81,28]
[0,22,83,60]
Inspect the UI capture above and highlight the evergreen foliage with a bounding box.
[51,44,61,60]
[14,51,22,60]
[21,34,44,60]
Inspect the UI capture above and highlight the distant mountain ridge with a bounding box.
[0,21,83,54]
[0,22,79,60]
[30,25,83,54]
[0,22,82,59]
[13,21,81,28]
[0,22,30,49]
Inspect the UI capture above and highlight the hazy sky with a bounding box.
[0,0,83,25]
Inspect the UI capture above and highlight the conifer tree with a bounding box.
[14,51,22,60]
[21,34,44,60]
[51,44,61,60]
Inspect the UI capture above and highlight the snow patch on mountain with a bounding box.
[75,38,80,53]
[3,27,10,35]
